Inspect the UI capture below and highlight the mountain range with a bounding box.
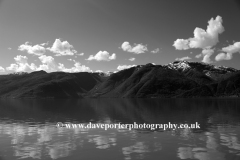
[1,61,240,98]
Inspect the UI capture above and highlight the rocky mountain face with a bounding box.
[1,61,240,98]
[166,61,237,81]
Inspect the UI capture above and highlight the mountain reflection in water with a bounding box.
[0,98,240,160]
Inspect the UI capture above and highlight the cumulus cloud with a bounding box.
[173,16,225,63]
[194,49,215,63]
[117,64,136,71]
[86,51,116,61]
[39,55,91,73]
[202,54,213,64]
[215,53,232,61]
[48,39,77,56]
[173,16,224,50]
[6,54,91,73]
[58,62,92,73]
[6,55,37,72]
[222,42,240,54]
[18,42,46,56]
[189,16,224,48]
[38,55,57,72]
[18,39,78,56]
[201,48,215,63]
[121,42,148,54]
[0,66,5,72]
[175,56,191,61]
[215,42,240,61]
[129,57,135,61]
[38,55,54,64]
[173,39,190,50]
[151,48,160,54]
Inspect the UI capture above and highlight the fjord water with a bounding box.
[0,99,240,160]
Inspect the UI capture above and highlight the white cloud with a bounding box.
[18,39,78,56]
[173,16,224,50]
[131,44,147,54]
[8,47,12,50]
[195,54,202,58]
[0,66,5,72]
[202,54,213,64]
[6,55,37,72]
[214,42,240,61]
[201,48,214,63]
[38,55,57,72]
[40,42,49,46]
[58,62,92,73]
[48,39,77,56]
[38,55,54,64]
[117,64,136,71]
[86,51,116,61]
[215,53,233,61]
[121,42,148,54]
[189,16,224,48]
[151,48,160,54]
[67,59,77,63]
[173,39,190,50]
[121,42,132,51]
[175,56,191,61]
[6,55,91,73]
[76,53,84,56]
[129,57,135,61]
[14,55,28,64]
[18,42,46,56]
[222,42,240,54]
[95,70,103,73]
[173,16,224,63]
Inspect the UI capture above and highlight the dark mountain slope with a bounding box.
[211,71,240,97]
[177,71,240,98]
[89,64,201,98]
[89,61,240,98]
[1,61,240,99]
[0,71,102,98]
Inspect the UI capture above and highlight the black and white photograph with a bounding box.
[0,0,240,159]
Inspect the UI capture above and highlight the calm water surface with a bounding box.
[0,98,240,160]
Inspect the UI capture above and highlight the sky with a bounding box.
[0,0,240,74]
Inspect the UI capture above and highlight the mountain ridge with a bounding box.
[88,61,240,98]
[1,61,240,98]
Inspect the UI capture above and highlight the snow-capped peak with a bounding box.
[165,61,191,71]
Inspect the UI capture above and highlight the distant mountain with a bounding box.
[0,70,103,98]
[88,61,240,98]
[1,61,240,98]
